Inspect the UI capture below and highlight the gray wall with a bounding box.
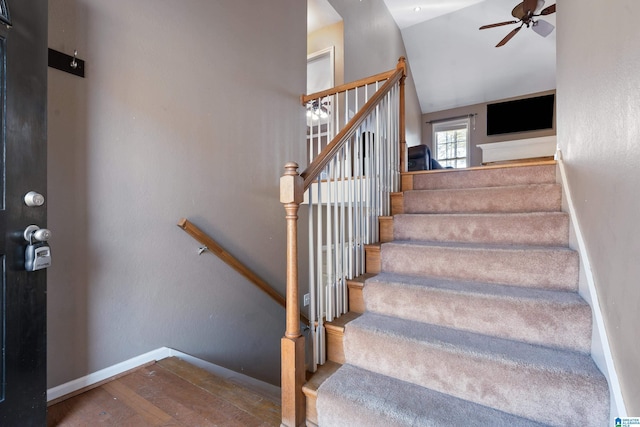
[423,90,556,167]
[47,0,307,388]
[328,0,422,147]
[557,0,640,413]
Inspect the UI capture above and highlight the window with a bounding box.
[433,118,469,168]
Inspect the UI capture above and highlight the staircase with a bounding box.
[310,162,610,426]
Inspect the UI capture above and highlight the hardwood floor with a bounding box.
[47,357,281,426]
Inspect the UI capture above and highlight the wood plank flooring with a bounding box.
[47,357,281,426]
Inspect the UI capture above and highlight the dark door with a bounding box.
[0,0,48,425]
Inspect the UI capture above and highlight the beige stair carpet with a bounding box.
[315,163,609,426]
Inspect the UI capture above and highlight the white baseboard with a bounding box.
[557,157,627,418]
[47,347,173,402]
[47,347,280,404]
[169,350,280,403]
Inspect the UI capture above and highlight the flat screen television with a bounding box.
[487,94,555,136]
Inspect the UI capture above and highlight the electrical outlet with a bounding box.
[303,293,310,307]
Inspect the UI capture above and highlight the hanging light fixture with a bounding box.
[306,98,330,121]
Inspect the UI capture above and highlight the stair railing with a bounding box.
[177,218,309,326]
[280,57,406,427]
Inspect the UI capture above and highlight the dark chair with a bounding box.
[407,144,448,171]
[407,144,430,171]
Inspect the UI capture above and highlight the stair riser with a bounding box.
[345,326,609,426]
[326,329,345,364]
[347,285,364,313]
[404,184,562,214]
[394,213,569,246]
[364,282,592,353]
[412,164,557,191]
[382,244,579,290]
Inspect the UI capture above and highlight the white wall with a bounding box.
[557,0,640,414]
[47,0,306,388]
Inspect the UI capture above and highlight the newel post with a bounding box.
[280,162,305,427]
[397,56,407,173]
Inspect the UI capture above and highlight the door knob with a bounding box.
[24,225,52,242]
[24,191,45,207]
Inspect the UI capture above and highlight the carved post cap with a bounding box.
[283,162,299,175]
[280,162,303,204]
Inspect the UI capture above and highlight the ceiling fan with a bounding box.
[480,0,556,47]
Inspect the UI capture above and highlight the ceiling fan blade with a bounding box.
[523,0,538,14]
[480,20,519,30]
[511,3,525,19]
[539,4,556,15]
[532,19,555,37]
[496,26,522,47]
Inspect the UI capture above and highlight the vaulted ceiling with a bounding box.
[308,0,556,113]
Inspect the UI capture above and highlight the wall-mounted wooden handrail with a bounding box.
[177,218,309,326]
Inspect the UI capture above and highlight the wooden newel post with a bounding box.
[397,57,407,173]
[280,162,305,427]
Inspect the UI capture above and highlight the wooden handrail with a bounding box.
[177,218,309,326]
[281,57,407,426]
[301,68,397,105]
[301,63,405,190]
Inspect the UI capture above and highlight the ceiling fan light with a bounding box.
[532,19,554,37]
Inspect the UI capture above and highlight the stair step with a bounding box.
[381,241,579,290]
[404,183,562,214]
[325,312,361,364]
[364,243,381,274]
[343,313,609,426]
[411,163,557,191]
[364,272,592,352]
[394,211,569,246]
[347,273,375,313]
[317,364,546,427]
[303,361,341,427]
[379,216,393,243]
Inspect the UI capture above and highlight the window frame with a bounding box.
[432,118,470,169]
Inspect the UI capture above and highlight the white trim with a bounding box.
[477,135,556,164]
[47,347,280,404]
[557,155,627,418]
[47,347,173,402]
[307,46,335,94]
[170,350,280,403]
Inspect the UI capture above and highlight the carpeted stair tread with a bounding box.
[393,211,569,246]
[315,163,609,425]
[344,313,609,426]
[411,163,556,191]
[404,183,562,214]
[381,240,579,290]
[364,272,592,352]
[316,364,547,427]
